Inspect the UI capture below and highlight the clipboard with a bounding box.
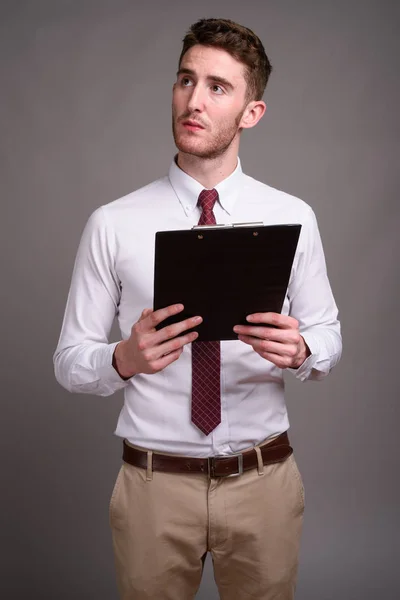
[153,223,301,342]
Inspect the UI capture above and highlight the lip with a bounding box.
[182,120,205,131]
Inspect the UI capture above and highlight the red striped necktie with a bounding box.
[191,188,221,435]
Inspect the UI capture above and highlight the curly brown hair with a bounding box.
[179,18,272,102]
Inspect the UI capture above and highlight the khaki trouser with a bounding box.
[109,438,305,599]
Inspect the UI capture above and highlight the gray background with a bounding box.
[1,0,399,598]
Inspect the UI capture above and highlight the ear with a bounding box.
[239,100,267,130]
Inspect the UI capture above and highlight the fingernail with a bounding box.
[176,304,184,310]
[194,316,202,323]
[233,326,240,332]
[246,315,255,322]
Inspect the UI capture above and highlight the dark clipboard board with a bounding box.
[153,223,302,342]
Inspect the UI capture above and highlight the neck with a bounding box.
[177,142,239,189]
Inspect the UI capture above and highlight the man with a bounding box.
[54,17,341,600]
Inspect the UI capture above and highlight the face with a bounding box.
[172,45,250,160]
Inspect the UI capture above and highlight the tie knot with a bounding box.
[198,188,218,213]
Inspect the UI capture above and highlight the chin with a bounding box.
[175,137,207,156]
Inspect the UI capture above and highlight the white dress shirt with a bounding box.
[54,158,342,457]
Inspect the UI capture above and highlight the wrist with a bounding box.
[112,341,137,380]
[293,337,311,369]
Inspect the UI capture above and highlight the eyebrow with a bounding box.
[176,68,234,91]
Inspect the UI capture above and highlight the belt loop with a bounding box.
[254,445,264,476]
[146,450,153,481]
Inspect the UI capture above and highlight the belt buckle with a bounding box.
[208,452,244,478]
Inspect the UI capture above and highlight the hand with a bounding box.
[233,312,310,369]
[114,304,202,378]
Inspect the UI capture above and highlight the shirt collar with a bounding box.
[168,155,243,217]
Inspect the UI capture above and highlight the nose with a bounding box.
[187,83,206,113]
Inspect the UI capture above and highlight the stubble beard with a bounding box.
[172,110,244,160]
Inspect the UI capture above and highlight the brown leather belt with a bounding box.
[122,431,293,478]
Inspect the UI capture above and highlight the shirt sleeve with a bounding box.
[53,206,131,396]
[287,207,342,381]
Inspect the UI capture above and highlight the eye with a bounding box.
[211,84,224,94]
[181,77,193,87]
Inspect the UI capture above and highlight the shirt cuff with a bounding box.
[96,342,133,392]
[70,342,132,396]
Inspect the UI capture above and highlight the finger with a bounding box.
[237,334,269,354]
[142,330,199,362]
[257,351,295,369]
[256,339,298,358]
[246,312,299,330]
[154,315,202,345]
[236,334,256,348]
[150,348,184,372]
[237,333,299,368]
[145,304,184,331]
[237,333,297,357]
[139,308,153,321]
[159,330,199,354]
[136,316,202,352]
[137,304,184,333]
[234,325,300,345]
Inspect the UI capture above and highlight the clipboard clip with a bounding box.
[192,222,264,230]
[232,222,264,227]
[192,224,232,230]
